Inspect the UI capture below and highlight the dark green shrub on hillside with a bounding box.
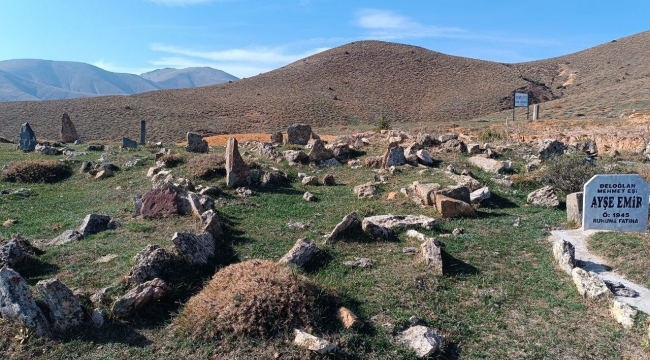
[1,160,72,183]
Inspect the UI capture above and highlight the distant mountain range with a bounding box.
[0,59,238,102]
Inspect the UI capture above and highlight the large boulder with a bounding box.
[201,209,223,239]
[36,278,84,331]
[384,146,406,167]
[278,238,317,267]
[413,182,441,206]
[171,232,215,265]
[60,113,79,143]
[287,124,312,145]
[283,150,309,165]
[527,186,559,207]
[293,329,337,354]
[225,137,250,188]
[185,132,209,153]
[0,267,50,337]
[140,183,211,219]
[396,325,442,358]
[111,278,170,318]
[0,240,26,269]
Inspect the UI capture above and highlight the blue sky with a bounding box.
[1,0,648,78]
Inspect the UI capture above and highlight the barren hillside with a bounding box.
[1,31,649,143]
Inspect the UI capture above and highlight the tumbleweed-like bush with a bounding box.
[1,160,72,183]
[176,259,332,338]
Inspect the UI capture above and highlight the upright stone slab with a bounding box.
[583,174,649,232]
[140,120,146,145]
[60,113,79,143]
[225,137,250,188]
[185,132,208,153]
[566,192,584,225]
[19,122,37,152]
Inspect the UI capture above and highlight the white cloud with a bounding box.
[354,9,464,39]
[92,60,155,75]
[145,0,219,6]
[149,44,330,78]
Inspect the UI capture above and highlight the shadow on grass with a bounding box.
[303,248,334,274]
[483,193,518,209]
[55,321,153,348]
[441,250,479,276]
[20,256,60,284]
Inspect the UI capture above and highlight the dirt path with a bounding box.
[550,229,650,314]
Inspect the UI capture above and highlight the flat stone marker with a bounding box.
[583,174,649,232]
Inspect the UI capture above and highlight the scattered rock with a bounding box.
[127,244,176,285]
[319,158,342,168]
[185,132,209,153]
[49,230,83,246]
[407,230,442,275]
[60,113,79,143]
[337,307,361,329]
[552,238,575,275]
[2,219,17,227]
[283,150,309,165]
[435,195,475,218]
[293,329,337,354]
[225,138,250,188]
[322,173,336,186]
[308,139,334,162]
[416,149,434,166]
[0,267,50,337]
[470,187,491,204]
[364,156,383,168]
[527,186,559,207]
[270,132,283,144]
[362,215,436,239]
[354,182,377,198]
[303,191,315,202]
[95,168,114,179]
[605,281,639,298]
[79,214,114,237]
[302,176,319,186]
[201,210,223,239]
[403,247,418,254]
[438,133,457,143]
[171,232,215,265]
[235,187,253,197]
[436,185,470,204]
[413,182,441,206]
[36,144,59,155]
[571,267,612,300]
[468,156,508,173]
[526,159,542,172]
[452,228,464,236]
[326,212,361,243]
[111,278,170,318]
[36,278,84,331]
[440,139,466,153]
[343,257,373,268]
[384,146,406,167]
[86,144,105,151]
[396,325,441,358]
[610,299,637,329]
[467,143,481,154]
[278,238,317,267]
[538,139,565,160]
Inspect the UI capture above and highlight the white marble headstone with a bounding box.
[583,174,649,232]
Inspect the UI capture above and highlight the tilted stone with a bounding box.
[566,192,584,225]
[416,149,434,165]
[283,150,309,165]
[111,278,170,318]
[343,257,373,268]
[301,176,319,186]
[60,113,79,143]
[278,238,317,267]
[19,122,37,152]
[435,195,475,218]
[36,278,84,331]
[49,230,83,246]
[610,299,637,329]
[337,307,361,329]
[470,187,491,204]
[201,210,223,239]
[407,230,443,275]
[0,241,26,268]
[413,182,440,206]
[0,267,50,337]
[538,139,565,160]
[225,137,250,188]
[384,146,406,167]
[354,182,377,198]
[552,238,575,275]
[308,139,334,162]
[78,214,113,237]
[326,212,360,243]
[303,191,315,202]
[171,232,215,265]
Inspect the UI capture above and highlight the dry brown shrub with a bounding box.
[188,153,226,179]
[176,259,331,339]
[158,153,185,168]
[1,160,72,183]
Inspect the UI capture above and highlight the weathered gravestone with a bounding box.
[583,174,649,232]
[60,113,79,143]
[19,122,37,152]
